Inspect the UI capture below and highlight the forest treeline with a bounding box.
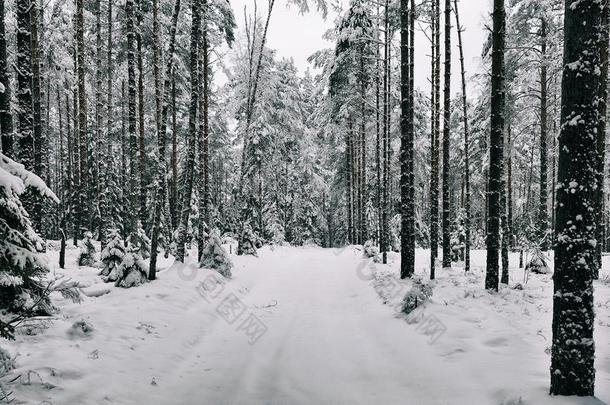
[0,0,604,397]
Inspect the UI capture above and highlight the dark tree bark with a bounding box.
[170,74,178,231]
[77,0,88,237]
[121,81,128,239]
[149,0,181,275]
[237,0,275,255]
[375,4,381,247]
[454,0,470,271]
[96,0,106,246]
[197,3,210,261]
[105,0,113,233]
[441,0,451,269]
[175,0,200,262]
[501,127,510,284]
[0,0,13,157]
[550,0,600,396]
[148,0,163,279]
[136,0,147,229]
[16,0,33,170]
[381,0,390,263]
[596,4,609,276]
[430,0,440,279]
[126,0,138,237]
[31,1,43,183]
[359,40,367,244]
[538,17,549,251]
[407,0,415,272]
[400,0,414,279]
[485,0,506,292]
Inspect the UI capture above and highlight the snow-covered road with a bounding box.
[148,247,474,405]
[3,246,609,405]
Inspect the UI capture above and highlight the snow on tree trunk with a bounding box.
[175,0,200,263]
[454,0,470,272]
[0,0,13,158]
[441,0,451,270]
[485,0,506,292]
[550,0,599,396]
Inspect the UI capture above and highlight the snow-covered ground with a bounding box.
[1,244,609,404]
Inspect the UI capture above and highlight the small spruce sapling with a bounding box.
[114,246,149,288]
[128,221,151,259]
[363,240,380,262]
[199,228,233,278]
[0,153,59,332]
[525,247,551,275]
[100,229,126,281]
[78,232,97,267]
[450,209,467,262]
[238,223,258,256]
[401,277,434,315]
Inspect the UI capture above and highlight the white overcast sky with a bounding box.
[228,0,492,96]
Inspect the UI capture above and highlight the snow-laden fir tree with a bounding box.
[363,239,380,261]
[401,276,433,315]
[114,246,149,288]
[78,231,96,266]
[128,220,150,259]
[0,153,58,328]
[199,228,232,278]
[238,223,258,256]
[450,209,467,262]
[100,229,125,279]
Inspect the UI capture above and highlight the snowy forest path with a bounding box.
[141,247,475,405]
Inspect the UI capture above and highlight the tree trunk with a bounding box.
[149,0,182,274]
[16,0,33,169]
[550,0,599,396]
[539,17,549,251]
[430,0,441,279]
[175,0,200,262]
[171,74,178,231]
[507,125,514,251]
[96,0,106,246]
[375,4,381,247]
[197,3,210,261]
[346,126,354,244]
[400,0,414,279]
[441,0,451,269]
[136,0,147,229]
[485,0,506,292]
[501,127,509,284]
[0,0,13,157]
[454,0,470,271]
[126,0,138,237]
[359,44,367,244]
[106,0,113,230]
[381,0,390,263]
[596,4,609,276]
[121,81,127,239]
